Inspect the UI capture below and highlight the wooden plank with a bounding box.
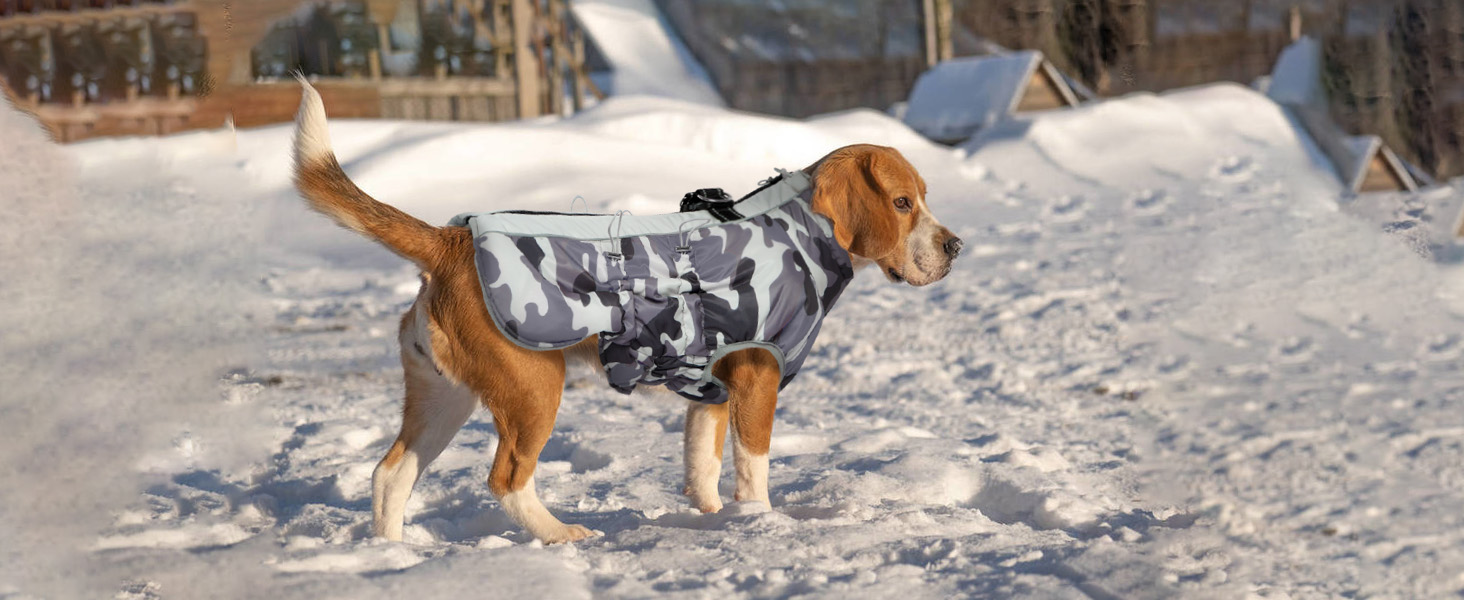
[1018,68,1066,112]
[1359,153,1406,192]
[375,77,517,97]
[426,96,452,120]
[0,3,191,27]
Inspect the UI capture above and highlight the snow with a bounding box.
[1266,36,1326,109]
[4,77,1464,599]
[903,52,1045,143]
[1340,134,1384,191]
[571,0,724,106]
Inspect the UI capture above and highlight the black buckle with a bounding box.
[679,188,743,222]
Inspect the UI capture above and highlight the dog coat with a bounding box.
[447,170,854,404]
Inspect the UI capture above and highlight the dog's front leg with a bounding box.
[714,348,781,507]
[683,401,728,513]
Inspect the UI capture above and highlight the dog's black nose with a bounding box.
[943,236,963,259]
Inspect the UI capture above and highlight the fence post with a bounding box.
[511,0,540,118]
[571,28,585,111]
[548,0,567,116]
[922,0,953,67]
[371,21,389,80]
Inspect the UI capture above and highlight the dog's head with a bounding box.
[809,144,961,286]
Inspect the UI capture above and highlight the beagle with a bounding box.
[290,80,961,544]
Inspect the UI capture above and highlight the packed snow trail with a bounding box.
[3,86,1463,598]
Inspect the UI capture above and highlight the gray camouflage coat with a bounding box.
[448,170,853,404]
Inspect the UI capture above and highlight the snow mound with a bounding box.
[967,83,1340,201]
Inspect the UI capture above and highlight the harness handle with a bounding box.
[605,209,631,261]
[758,168,792,188]
[676,218,714,254]
[568,195,588,214]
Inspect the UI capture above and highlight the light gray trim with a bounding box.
[481,284,621,353]
[698,341,788,401]
[450,171,812,240]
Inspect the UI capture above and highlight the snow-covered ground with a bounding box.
[4,81,1464,599]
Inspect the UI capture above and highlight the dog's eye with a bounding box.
[894,197,912,212]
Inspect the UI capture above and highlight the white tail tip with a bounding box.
[293,74,333,166]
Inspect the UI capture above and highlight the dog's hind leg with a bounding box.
[483,349,595,544]
[715,348,782,507]
[683,401,728,513]
[372,308,477,542]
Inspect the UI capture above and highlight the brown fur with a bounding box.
[295,155,449,270]
[295,133,955,542]
[808,144,942,282]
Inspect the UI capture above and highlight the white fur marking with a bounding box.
[683,402,724,512]
[292,75,334,166]
[733,437,770,506]
[372,451,417,541]
[498,477,596,544]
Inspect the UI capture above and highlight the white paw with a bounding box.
[539,523,598,545]
[684,485,724,513]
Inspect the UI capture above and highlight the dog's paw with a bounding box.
[684,489,722,513]
[684,485,724,513]
[540,523,598,545]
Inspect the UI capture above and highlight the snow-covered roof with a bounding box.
[902,51,1076,143]
[1342,134,1383,191]
[1270,36,1420,194]
[1267,36,1326,108]
[570,0,725,106]
[1292,104,1418,194]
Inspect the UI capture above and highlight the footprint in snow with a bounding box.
[1418,334,1462,362]
[1269,336,1317,364]
[1155,355,1192,379]
[964,474,1105,532]
[1129,189,1171,216]
[1209,156,1256,182]
[117,580,163,600]
[1044,195,1088,223]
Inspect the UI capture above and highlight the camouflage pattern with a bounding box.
[448,171,854,404]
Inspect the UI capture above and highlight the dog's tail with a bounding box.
[292,76,443,270]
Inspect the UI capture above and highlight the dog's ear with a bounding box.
[812,146,901,260]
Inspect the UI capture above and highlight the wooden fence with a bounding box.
[1,0,603,143]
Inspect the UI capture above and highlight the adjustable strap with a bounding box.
[680,187,743,222]
[705,203,743,222]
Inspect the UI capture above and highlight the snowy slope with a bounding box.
[571,0,724,106]
[3,83,1464,599]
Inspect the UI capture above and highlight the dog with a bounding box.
[291,80,962,543]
